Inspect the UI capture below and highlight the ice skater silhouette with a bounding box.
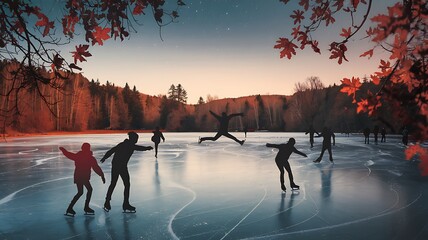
[60,143,105,217]
[266,138,307,192]
[313,127,336,163]
[151,126,165,158]
[381,127,386,142]
[305,124,319,148]
[100,132,153,213]
[198,111,245,145]
[363,127,370,144]
[373,125,379,145]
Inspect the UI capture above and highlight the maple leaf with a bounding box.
[360,49,374,59]
[351,0,360,9]
[71,44,92,64]
[340,27,352,38]
[333,0,344,11]
[92,26,111,46]
[291,10,305,25]
[310,40,320,54]
[50,53,64,71]
[291,26,301,39]
[405,144,428,176]
[133,5,145,15]
[340,77,361,102]
[299,0,309,11]
[370,74,380,85]
[329,43,348,64]
[36,15,54,37]
[274,38,298,59]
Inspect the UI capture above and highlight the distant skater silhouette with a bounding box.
[151,126,165,158]
[244,126,248,138]
[381,127,386,142]
[373,125,379,145]
[266,138,307,192]
[313,127,336,163]
[100,132,153,213]
[60,143,105,217]
[305,124,319,148]
[402,126,409,145]
[363,127,370,144]
[198,111,245,145]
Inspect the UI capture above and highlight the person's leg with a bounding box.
[283,161,296,187]
[155,143,159,157]
[276,161,286,191]
[83,182,94,213]
[67,183,83,214]
[223,132,244,145]
[200,132,222,142]
[327,145,333,162]
[120,170,131,205]
[106,169,119,201]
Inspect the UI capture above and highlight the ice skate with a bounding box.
[291,184,300,190]
[198,137,202,144]
[123,203,136,213]
[330,158,334,164]
[103,200,111,212]
[281,185,286,192]
[84,206,95,215]
[313,158,321,163]
[239,139,245,146]
[64,206,76,217]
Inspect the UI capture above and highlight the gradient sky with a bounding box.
[44,0,395,104]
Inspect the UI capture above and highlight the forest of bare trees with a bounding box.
[0,61,403,135]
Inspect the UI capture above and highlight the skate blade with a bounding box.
[84,212,95,215]
[291,188,300,191]
[64,213,75,217]
[103,207,110,212]
[122,210,136,213]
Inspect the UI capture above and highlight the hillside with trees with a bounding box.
[1,61,402,135]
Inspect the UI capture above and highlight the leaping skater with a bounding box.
[100,132,153,213]
[266,138,307,192]
[60,143,105,217]
[198,111,245,145]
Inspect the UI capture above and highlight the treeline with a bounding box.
[0,61,402,134]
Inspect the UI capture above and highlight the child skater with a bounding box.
[151,126,165,158]
[266,138,307,192]
[60,143,105,216]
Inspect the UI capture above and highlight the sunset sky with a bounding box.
[46,0,395,104]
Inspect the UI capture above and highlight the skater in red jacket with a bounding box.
[266,138,307,192]
[60,143,105,216]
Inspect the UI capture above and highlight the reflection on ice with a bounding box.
[0,133,427,239]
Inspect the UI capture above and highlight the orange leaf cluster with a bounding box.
[405,144,428,176]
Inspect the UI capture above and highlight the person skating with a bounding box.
[313,127,336,163]
[100,132,153,213]
[60,143,105,216]
[198,111,245,145]
[151,126,165,158]
[305,124,319,148]
[266,138,307,192]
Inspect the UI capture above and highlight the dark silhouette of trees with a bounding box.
[167,84,188,104]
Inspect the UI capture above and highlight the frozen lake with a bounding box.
[0,132,427,239]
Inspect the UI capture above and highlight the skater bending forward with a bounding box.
[100,132,153,213]
[266,138,307,192]
[60,143,105,216]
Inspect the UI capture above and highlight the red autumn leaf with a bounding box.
[36,15,54,37]
[370,74,380,85]
[310,40,320,54]
[329,43,348,64]
[291,26,301,39]
[405,144,428,176]
[340,27,352,38]
[360,49,374,59]
[50,53,64,71]
[92,26,111,46]
[69,63,82,71]
[333,0,344,11]
[299,0,309,11]
[133,5,144,15]
[340,77,362,100]
[351,0,360,9]
[291,10,305,25]
[71,44,92,64]
[274,38,298,59]
[13,20,25,34]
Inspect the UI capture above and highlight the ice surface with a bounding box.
[0,132,427,239]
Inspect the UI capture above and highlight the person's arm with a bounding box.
[293,148,308,157]
[266,143,280,149]
[161,132,165,142]
[332,133,336,146]
[91,157,105,183]
[209,110,221,120]
[100,146,117,163]
[59,147,77,161]
[134,145,153,151]
[228,112,244,119]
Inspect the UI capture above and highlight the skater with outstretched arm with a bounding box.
[313,127,336,163]
[100,132,153,213]
[151,126,165,158]
[60,143,105,217]
[198,111,245,145]
[266,138,307,192]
